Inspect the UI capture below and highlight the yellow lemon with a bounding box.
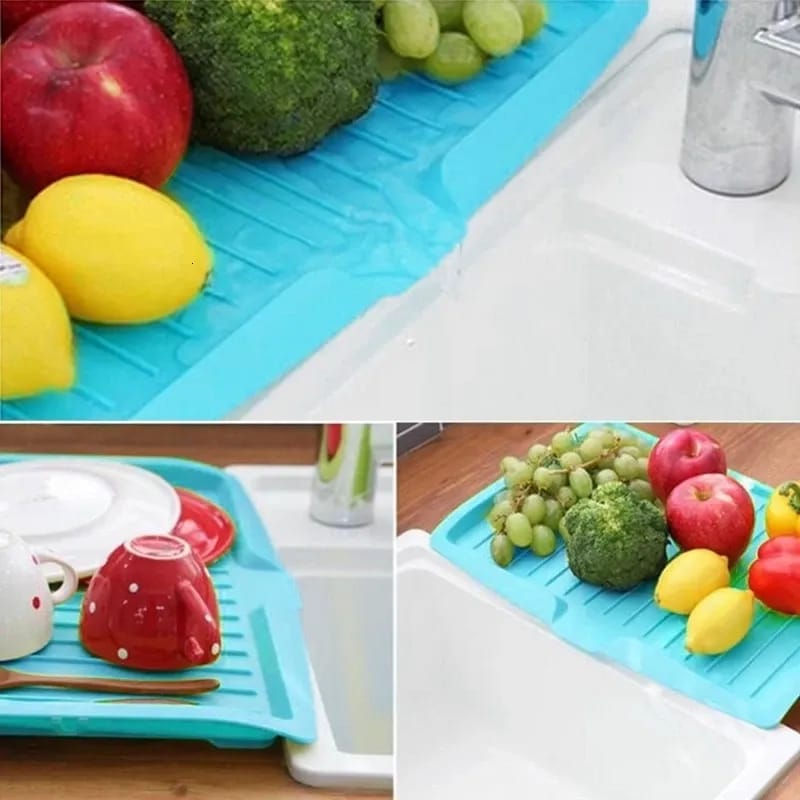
[0,245,75,399]
[685,587,755,656]
[12,175,212,324]
[4,219,24,250]
[655,549,730,615]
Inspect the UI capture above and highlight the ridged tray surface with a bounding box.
[431,422,800,728]
[0,453,315,748]
[0,1,647,421]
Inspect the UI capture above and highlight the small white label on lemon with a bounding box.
[0,253,29,287]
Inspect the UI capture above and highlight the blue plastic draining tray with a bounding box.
[0,1,647,421]
[431,422,800,728]
[0,453,316,748]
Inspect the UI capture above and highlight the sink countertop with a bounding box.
[397,422,800,800]
[0,426,392,799]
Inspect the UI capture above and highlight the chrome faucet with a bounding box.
[310,423,376,527]
[681,0,800,196]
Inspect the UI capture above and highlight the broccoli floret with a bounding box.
[562,482,668,591]
[144,0,379,155]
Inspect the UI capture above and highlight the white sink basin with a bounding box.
[229,465,394,791]
[241,3,799,421]
[397,532,800,800]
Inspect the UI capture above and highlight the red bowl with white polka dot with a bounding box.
[79,534,221,671]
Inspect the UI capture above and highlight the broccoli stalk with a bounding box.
[562,482,668,591]
[144,0,379,155]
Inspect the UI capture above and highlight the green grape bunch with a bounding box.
[377,0,548,85]
[488,426,654,567]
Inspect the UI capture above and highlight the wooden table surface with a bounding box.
[0,424,390,800]
[397,422,800,800]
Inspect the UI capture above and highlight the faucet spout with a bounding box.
[681,0,800,196]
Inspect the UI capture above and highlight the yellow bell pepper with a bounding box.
[766,481,800,538]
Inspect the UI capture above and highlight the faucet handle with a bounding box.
[751,9,800,107]
[756,4,800,54]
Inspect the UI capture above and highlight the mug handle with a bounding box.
[176,579,219,663]
[34,551,79,605]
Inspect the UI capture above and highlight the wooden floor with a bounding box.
[0,424,387,800]
[397,422,800,800]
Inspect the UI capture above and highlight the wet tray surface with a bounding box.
[431,423,800,728]
[0,1,647,421]
[0,453,315,748]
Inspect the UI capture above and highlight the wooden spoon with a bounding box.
[0,666,219,696]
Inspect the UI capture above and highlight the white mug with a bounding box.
[0,530,79,661]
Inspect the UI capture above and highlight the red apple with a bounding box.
[0,1,137,39]
[647,428,727,502]
[666,473,755,564]
[1,2,191,193]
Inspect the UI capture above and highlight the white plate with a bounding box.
[0,459,181,583]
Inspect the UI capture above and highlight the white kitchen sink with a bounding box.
[241,2,799,421]
[229,465,394,792]
[397,531,800,800]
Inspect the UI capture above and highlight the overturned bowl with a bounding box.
[79,534,221,671]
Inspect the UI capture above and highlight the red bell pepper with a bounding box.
[748,536,800,615]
